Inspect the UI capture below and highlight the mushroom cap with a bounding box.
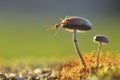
[61,16,92,32]
[93,35,109,43]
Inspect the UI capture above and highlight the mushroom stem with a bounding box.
[73,29,86,68]
[96,42,102,69]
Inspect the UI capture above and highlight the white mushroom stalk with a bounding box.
[73,29,86,68]
[93,35,109,69]
[96,41,102,69]
[52,16,92,68]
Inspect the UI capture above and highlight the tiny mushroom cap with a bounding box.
[93,35,109,44]
[60,16,92,32]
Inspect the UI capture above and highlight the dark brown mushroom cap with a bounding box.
[61,16,92,32]
[93,35,109,43]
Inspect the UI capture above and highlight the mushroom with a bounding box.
[52,16,92,68]
[93,35,109,69]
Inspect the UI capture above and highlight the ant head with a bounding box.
[51,23,61,30]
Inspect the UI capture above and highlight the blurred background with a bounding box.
[0,0,120,62]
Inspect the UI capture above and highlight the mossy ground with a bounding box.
[0,52,120,80]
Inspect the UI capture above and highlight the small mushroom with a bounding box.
[93,35,109,69]
[52,16,92,68]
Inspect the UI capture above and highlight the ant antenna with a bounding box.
[54,27,61,35]
[59,18,63,21]
[44,25,54,30]
[65,15,71,18]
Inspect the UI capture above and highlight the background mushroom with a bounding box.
[93,35,109,69]
[52,16,92,68]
